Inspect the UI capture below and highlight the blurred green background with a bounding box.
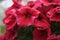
[0,0,13,35]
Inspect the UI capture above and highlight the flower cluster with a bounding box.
[0,0,60,40]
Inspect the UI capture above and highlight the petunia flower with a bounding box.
[29,2,54,14]
[27,1,35,8]
[0,24,19,40]
[2,0,60,40]
[32,28,50,40]
[35,4,54,14]
[5,6,14,16]
[4,24,20,40]
[12,0,22,6]
[39,0,60,6]
[4,30,17,40]
[47,6,60,22]
[33,12,50,28]
[27,1,42,8]
[47,35,57,40]
[5,4,22,16]
[57,35,60,40]
[33,12,51,40]
[0,35,5,40]
[3,14,16,30]
[16,6,39,28]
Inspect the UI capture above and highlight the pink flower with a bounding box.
[33,13,50,28]
[57,35,60,40]
[33,12,51,40]
[27,1,35,8]
[3,14,16,30]
[35,4,54,14]
[33,28,50,40]
[4,24,19,40]
[0,35,5,40]
[39,0,60,6]
[47,35,57,40]
[12,0,22,5]
[34,2,59,14]
[16,7,39,27]
[5,6,14,16]
[5,30,17,40]
[27,1,42,8]
[5,4,22,16]
[2,0,60,40]
[47,6,60,22]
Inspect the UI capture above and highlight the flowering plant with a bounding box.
[0,0,60,40]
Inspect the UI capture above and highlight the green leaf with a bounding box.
[15,26,34,40]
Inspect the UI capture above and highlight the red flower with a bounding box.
[39,0,60,6]
[0,25,19,40]
[0,35,5,40]
[12,0,22,5]
[27,2,54,14]
[12,4,22,9]
[57,35,60,40]
[2,0,60,40]
[33,12,50,28]
[33,13,51,40]
[4,25,19,40]
[5,30,17,40]
[27,1,35,8]
[47,35,57,40]
[16,7,39,27]
[5,4,22,16]
[33,28,50,40]
[5,6,14,16]
[29,0,36,1]
[3,14,16,30]
[27,1,42,8]
[35,4,55,14]
[47,6,60,22]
